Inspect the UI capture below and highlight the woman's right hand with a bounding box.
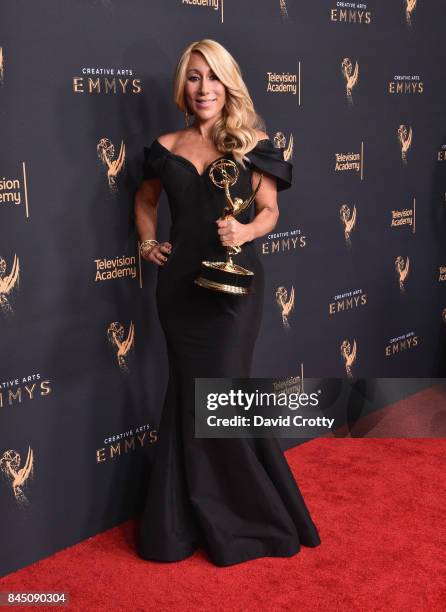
[143,241,172,265]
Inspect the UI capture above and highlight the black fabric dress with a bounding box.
[137,137,321,566]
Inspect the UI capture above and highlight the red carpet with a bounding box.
[1,390,445,610]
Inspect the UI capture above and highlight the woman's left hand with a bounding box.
[216,217,253,247]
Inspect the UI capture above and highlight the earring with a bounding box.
[184,110,191,127]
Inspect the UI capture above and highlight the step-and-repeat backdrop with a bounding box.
[1,1,445,576]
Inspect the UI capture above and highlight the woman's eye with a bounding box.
[209,74,219,80]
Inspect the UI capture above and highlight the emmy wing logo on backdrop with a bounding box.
[398,125,413,163]
[107,322,135,372]
[0,46,4,83]
[438,144,446,161]
[341,339,357,378]
[442,308,446,324]
[0,447,34,506]
[279,0,289,20]
[341,58,359,103]
[395,256,410,292]
[273,132,294,160]
[405,0,417,26]
[97,138,125,191]
[339,203,357,246]
[275,286,295,329]
[0,254,20,315]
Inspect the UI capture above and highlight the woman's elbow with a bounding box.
[134,182,158,213]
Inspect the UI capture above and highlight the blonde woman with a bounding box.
[134,39,320,566]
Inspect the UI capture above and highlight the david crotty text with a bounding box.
[207,415,335,429]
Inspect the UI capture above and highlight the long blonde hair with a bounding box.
[173,39,266,169]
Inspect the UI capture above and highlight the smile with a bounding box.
[196,99,216,107]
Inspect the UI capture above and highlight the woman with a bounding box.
[134,39,320,567]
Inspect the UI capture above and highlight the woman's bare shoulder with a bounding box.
[254,129,269,143]
[156,129,189,151]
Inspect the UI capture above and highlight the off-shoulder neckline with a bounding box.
[153,137,270,178]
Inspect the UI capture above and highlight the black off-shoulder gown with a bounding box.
[137,137,321,566]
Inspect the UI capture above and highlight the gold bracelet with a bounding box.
[140,239,159,256]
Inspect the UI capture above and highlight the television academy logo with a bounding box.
[398,125,412,163]
[266,68,299,100]
[180,0,223,23]
[94,254,138,283]
[273,132,293,161]
[97,138,125,190]
[273,363,305,396]
[0,446,34,506]
[275,285,295,329]
[391,199,415,233]
[439,266,446,281]
[341,58,359,103]
[405,0,417,26]
[107,321,135,371]
[0,164,31,216]
[0,254,20,315]
[340,203,357,246]
[395,256,410,292]
[341,339,357,378]
[335,143,364,178]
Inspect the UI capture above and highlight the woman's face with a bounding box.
[184,51,226,121]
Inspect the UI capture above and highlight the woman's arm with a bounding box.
[217,130,279,247]
[134,178,171,265]
[246,167,279,240]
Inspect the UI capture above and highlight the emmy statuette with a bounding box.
[194,158,263,296]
